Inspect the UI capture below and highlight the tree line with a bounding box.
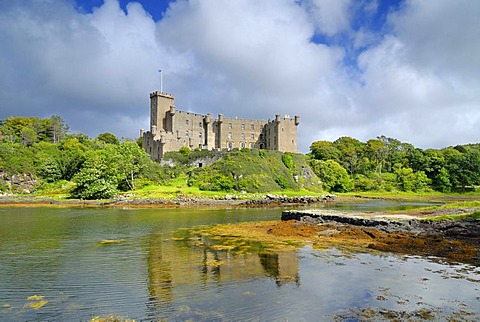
[1,116,479,197]
[308,136,480,193]
[0,115,69,145]
[0,116,162,199]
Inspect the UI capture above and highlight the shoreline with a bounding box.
[0,194,336,209]
[3,193,479,264]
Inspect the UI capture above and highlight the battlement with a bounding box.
[267,115,300,125]
[150,91,175,99]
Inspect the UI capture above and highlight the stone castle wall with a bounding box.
[141,91,300,160]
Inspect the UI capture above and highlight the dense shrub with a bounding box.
[309,159,353,192]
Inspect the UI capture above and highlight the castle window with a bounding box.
[186,120,189,126]
[251,124,254,130]
[250,143,255,149]
[241,142,245,149]
[292,139,294,144]
[199,132,202,139]
[259,134,263,140]
[241,133,245,140]
[228,132,232,139]
[186,130,189,137]
[241,124,245,130]
[228,142,233,150]
[251,134,255,140]
[282,128,284,132]
[228,123,232,129]
[199,122,202,128]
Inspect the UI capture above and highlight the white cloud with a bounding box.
[303,0,352,36]
[0,0,160,135]
[156,0,346,125]
[350,0,480,148]
[0,0,479,151]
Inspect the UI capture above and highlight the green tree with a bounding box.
[395,167,415,191]
[434,167,452,193]
[365,139,387,173]
[56,138,87,180]
[34,142,62,182]
[48,115,69,143]
[114,141,152,191]
[309,159,353,192]
[378,136,407,172]
[1,116,34,143]
[445,150,480,191]
[0,142,35,175]
[20,125,37,146]
[0,115,69,144]
[97,132,119,145]
[309,140,340,161]
[71,151,117,199]
[394,167,430,191]
[333,137,364,177]
[413,171,430,192]
[422,149,446,180]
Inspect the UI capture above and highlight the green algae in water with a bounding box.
[24,295,48,310]
[97,239,126,245]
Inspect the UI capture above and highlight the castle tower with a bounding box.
[150,91,175,134]
[277,115,300,153]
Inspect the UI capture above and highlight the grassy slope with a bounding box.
[134,150,323,199]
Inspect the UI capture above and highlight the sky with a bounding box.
[0,0,479,152]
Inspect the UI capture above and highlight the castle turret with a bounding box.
[150,91,175,132]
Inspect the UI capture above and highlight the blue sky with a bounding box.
[1,0,479,151]
[76,0,174,21]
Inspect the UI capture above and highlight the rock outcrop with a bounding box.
[281,209,480,239]
[0,172,37,194]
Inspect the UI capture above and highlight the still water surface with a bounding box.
[0,203,478,321]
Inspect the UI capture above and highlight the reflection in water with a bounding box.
[259,253,300,286]
[146,233,174,321]
[1,207,478,321]
[146,228,301,318]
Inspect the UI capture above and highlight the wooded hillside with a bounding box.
[1,116,479,198]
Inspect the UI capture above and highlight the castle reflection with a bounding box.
[146,230,299,319]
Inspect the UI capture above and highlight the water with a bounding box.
[0,205,478,321]
[324,199,443,211]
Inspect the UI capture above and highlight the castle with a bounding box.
[141,91,300,160]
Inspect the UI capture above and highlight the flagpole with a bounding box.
[158,69,163,92]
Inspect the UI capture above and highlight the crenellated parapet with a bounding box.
[150,91,175,99]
